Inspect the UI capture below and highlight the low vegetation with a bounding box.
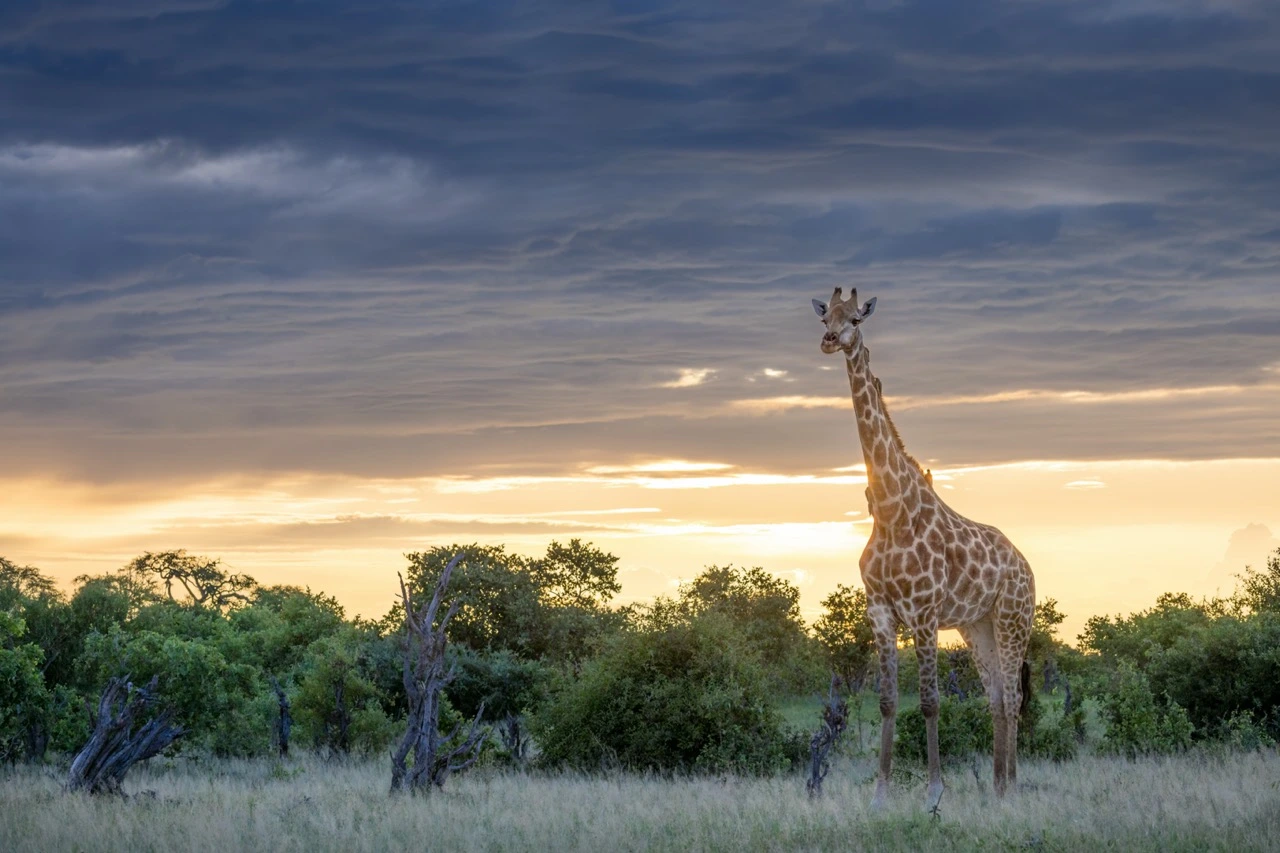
[2,545,1279,849]
[2,750,1278,852]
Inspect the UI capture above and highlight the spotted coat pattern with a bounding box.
[815,287,1035,807]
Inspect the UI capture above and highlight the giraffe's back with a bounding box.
[935,506,1033,630]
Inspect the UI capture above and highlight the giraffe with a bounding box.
[811,287,1035,811]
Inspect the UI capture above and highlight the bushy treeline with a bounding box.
[2,545,1278,775]
[0,544,823,773]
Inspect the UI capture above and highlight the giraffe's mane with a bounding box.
[864,348,928,482]
[882,405,926,478]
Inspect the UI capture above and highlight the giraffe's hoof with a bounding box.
[925,781,944,814]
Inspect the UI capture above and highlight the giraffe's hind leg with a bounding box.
[993,572,1035,793]
[958,621,1006,794]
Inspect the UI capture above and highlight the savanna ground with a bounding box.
[3,748,1277,852]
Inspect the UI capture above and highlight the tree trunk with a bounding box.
[268,675,291,758]
[24,721,49,764]
[390,554,489,794]
[66,676,185,795]
[500,714,527,765]
[806,674,850,798]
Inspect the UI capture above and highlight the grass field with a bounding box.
[3,748,1277,852]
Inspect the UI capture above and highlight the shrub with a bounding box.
[1214,711,1276,753]
[80,626,265,755]
[293,632,395,756]
[1098,662,1193,757]
[532,613,798,774]
[895,696,993,764]
[46,685,91,755]
[1145,614,1280,741]
[0,613,49,763]
[1023,701,1083,762]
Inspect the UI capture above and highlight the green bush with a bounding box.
[897,690,1082,765]
[293,631,395,756]
[209,689,275,758]
[1023,701,1083,762]
[46,685,91,755]
[895,696,993,764]
[80,626,265,755]
[1098,662,1193,757]
[0,613,49,763]
[1145,614,1280,741]
[532,613,799,775]
[1214,711,1276,753]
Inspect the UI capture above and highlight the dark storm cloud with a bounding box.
[1,0,1279,482]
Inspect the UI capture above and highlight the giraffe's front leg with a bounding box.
[914,623,944,812]
[869,602,898,811]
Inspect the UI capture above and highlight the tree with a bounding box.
[1078,593,1215,665]
[0,560,77,689]
[401,545,543,656]
[677,565,808,668]
[447,648,549,763]
[1234,548,1280,615]
[79,626,266,756]
[1027,597,1068,690]
[229,585,346,675]
[391,555,488,793]
[530,539,621,609]
[529,540,626,663]
[122,550,256,611]
[0,612,50,763]
[812,584,877,687]
[0,557,57,605]
[1145,613,1280,739]
[293,628,395,756]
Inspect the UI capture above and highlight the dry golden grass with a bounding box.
[2,749,1278,852]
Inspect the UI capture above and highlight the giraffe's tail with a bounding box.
[1019,659,1033,722]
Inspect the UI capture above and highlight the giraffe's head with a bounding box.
[811,287,877,356]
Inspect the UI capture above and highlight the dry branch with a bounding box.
[806,674,850,798]
[66,676,186,795]
[390,553,490,794]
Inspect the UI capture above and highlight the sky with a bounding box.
[1,0,1278,640]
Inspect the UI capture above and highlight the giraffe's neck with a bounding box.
[844,348,931,526]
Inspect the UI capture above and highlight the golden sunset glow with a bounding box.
[6,456,1277,638]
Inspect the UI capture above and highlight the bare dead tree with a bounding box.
[66,676,186,795]
[806,674,850,798]
[390,553,489,794]
[267,675,292,758]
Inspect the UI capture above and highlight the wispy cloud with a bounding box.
[586,460,732,475]
[734,383,1280,416]
[1064,479,1108,490]
[660,369,717,389]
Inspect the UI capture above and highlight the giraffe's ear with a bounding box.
[811,299,828,318]
[857,297,877,320]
